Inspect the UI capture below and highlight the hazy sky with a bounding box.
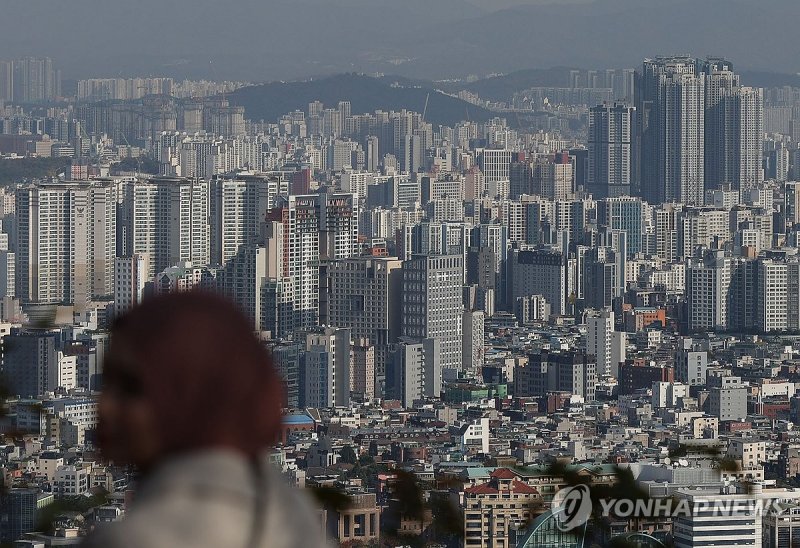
[0,0,793,82]
[466,0,592,9]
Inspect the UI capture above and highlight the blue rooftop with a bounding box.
[283,414,314,425]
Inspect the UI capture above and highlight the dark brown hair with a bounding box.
[108,290,284,459]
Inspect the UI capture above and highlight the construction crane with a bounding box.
[422,93,430,122]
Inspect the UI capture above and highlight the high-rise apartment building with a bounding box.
[406,221,469,260]
[532,153,574,200]
[3,57,61,103]
[341,169,374,200]
[209,176,271,266]
[350,339,376,402]
[420,174,465,204]
[118,177,209,279]
[323,256,402,394]
[638,56,763,204]
[113,254,150,318]
[365,135,380,172]
[271,342,301,407]
[586,308,626,377]
[0,61,12,103]
[400,134,423,173]
[269,193,359,330]
[785,182,800,232]
[509,157,532,199]
[597,197,644,256]
[588,103,635,198]
[704,58,740,191]
[15,181,116,307]
[755,257,800,333]
[638,57,705,205]
[677,207,730,259]
[464,167,486,201]
[387,337,441,408]
[477,149,513,187]
[507,248,569,317]
[300,327,352,408]
[583,245,624,309]
[391,110,417,159]
[686,250,733,331]
[77,77,174,101]
[401,254,464,373]
[462,310,485,374]
[217,244,269,330]
[471,223,507,298]
[702,59,764,192]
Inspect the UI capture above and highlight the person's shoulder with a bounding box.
[82,520,157,548]
[84,487,252,548]
[264,465,320,517]
[260,467,333,548]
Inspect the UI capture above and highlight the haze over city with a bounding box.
[3,0,799,80]
[1,1,800,547]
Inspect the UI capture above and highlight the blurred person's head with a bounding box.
[98,291,284,470]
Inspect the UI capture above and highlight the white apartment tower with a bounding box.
[734,86,764,192]
[756,258,800,332]
[113,253,150,318]
[389,338,441,408]
[301,327,352,408]
[118,177,209,279]
[477,149,513,186]
[269,193,359,330]
[686,250,732,331]
[462,310,485,374]
[209,175,271,266]
[340,169,374,200]
[532,154,574,200]
[0,223,15,300]
[586,307,626,377]
[16,181,116,307]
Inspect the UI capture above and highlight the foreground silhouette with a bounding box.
[85,291,329,548]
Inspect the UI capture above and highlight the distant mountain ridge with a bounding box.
[229,68,800,127]
[438,68,800,103]
[438,68,576,101]
[228,74,499,127]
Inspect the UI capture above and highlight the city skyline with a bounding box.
[2,18,800,544]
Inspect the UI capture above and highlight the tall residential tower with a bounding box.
[588,103,635,198]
